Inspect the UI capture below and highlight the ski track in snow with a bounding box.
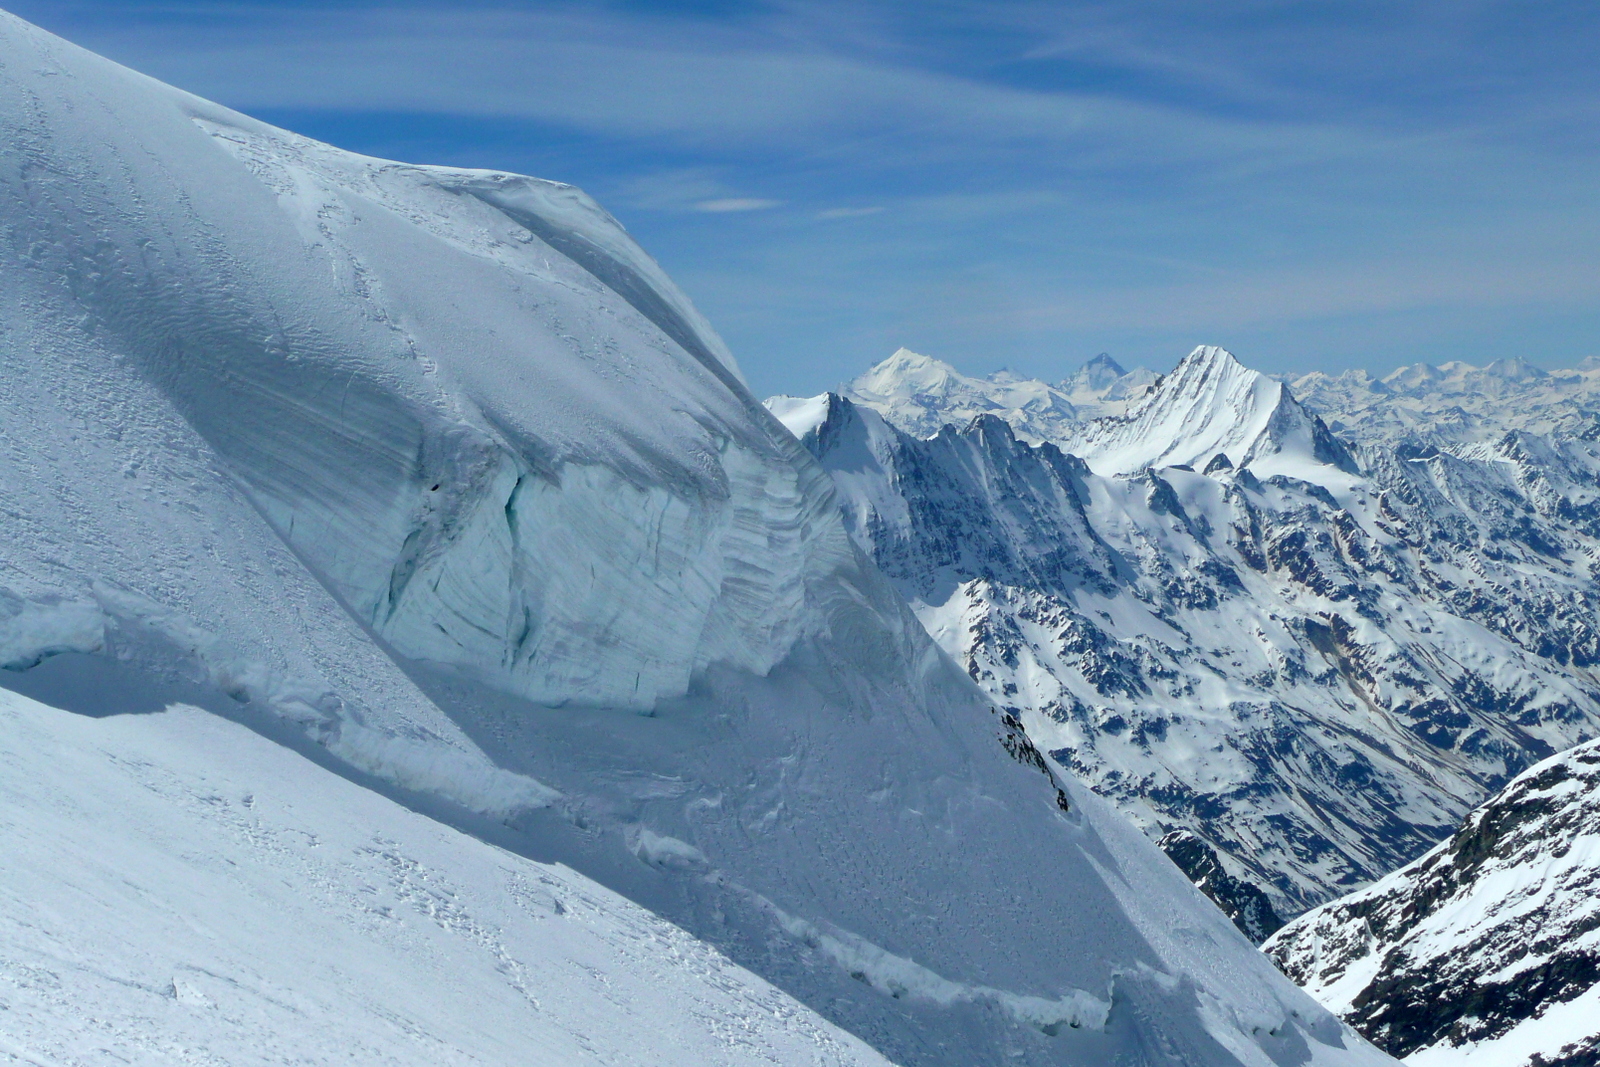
[0,690,891,1067]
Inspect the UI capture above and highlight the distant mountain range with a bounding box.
[770,346,1600,928]
[1285,357,1600,445]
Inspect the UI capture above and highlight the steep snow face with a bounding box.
[1265,739,1600,1067]
[771,391,1600,921]
[1062,346,1355,479]
[0,12,1393,1067]
[0,688,895,1067]
[21,69,816,716]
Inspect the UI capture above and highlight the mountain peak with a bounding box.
[1064,346,1355,478]
[851,348,959,395]
[843,348,1078,442]
[1061,353,1129,395]
[1086,352,1127,375]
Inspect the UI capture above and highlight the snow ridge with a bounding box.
[1062,346,1355,478]
[0,10,1390,1067]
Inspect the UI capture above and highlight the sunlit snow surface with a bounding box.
[0,690,892,1067]
[0,10,1393,1066]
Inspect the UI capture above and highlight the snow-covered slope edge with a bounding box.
[1265,739,1600,1067]
[0,10,1393,1067]
[0,688,894,1067]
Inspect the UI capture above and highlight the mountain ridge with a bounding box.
[769,350,1600,925]
[0,11,1387,1066]
[1265,736,1600,1066]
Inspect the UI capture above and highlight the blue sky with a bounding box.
[11,1,1600,396]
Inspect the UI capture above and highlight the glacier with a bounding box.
[0,9,1392,1067]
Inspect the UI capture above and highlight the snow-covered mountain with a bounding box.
[768,348,1600,926]
[0,11,1388,1067]
[840,347,1152,443]
[1265,738,1600,1067]
[1060,346,1358,477]
[1285,357,1600,446]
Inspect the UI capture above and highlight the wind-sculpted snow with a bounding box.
[1265,739,1600,1066]
[771,360,1600,924]
[0,689,895,1067]
[0,11,1390,1067]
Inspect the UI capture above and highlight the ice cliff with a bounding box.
[0,11,1390,1066]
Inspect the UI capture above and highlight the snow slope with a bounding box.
[0,687,893,1067]
[1265,739,1600,1067]
[0,10,1390,1067]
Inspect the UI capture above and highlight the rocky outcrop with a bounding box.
[1158,829,1283,944]
[1264,740,1600,1065]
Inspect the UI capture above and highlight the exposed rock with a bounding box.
[1265,739,1600,1065]
[1158,829,1284,943]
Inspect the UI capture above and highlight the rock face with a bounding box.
[769,351,1600,921]
[0,11,1391,1067]
[1158,829,1284,944]
[1264,739,1600,1066]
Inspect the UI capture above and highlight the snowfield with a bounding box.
[0,688,894,1067]
[0,9,1392,1067]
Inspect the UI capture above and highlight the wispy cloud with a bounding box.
[694,198,782,213]
[16,0,1599,393]
[817,207,884,219]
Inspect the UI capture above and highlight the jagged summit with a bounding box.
[842,345,1351,480]
[1062,353,1127,394]
[1063,345,1355,478]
